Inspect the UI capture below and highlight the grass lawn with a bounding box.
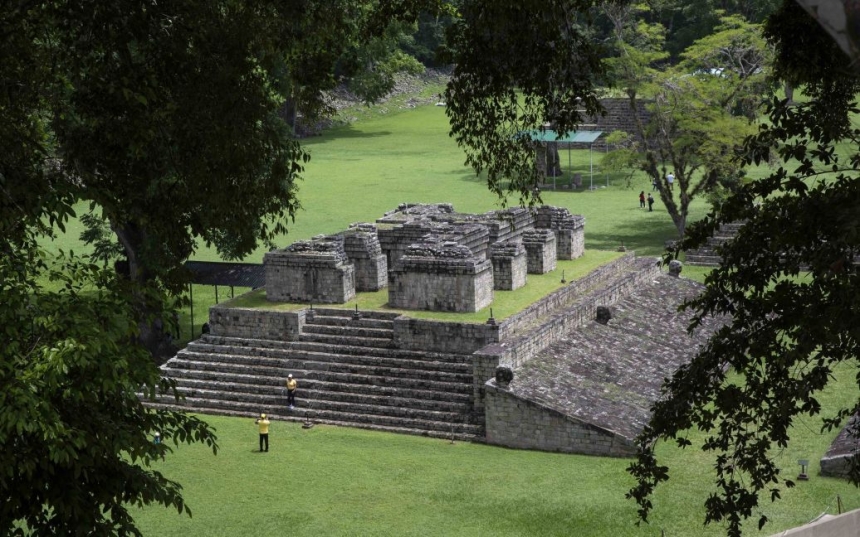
[39,95,858,536]
[222,250,623,323]
[133,361,860,537]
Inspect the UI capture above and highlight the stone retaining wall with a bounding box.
[388,239,494,312]
[264,236,355,304]
[208,305,305,340]
[498,252,638,340]
[484,381,635,456]
[393,318,499,354]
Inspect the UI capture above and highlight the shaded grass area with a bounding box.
[223,250,623,323]
[134,361,860,537]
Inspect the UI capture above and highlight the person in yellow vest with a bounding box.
[286,374,297,410]
[254,413,270,452]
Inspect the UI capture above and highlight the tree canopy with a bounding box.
[1,0,613,533]
[627,1,860,535]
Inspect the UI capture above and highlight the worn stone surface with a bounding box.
[264,235,356,303]
[388,238,494,312]
[821,414,860,478]
[522,229,557,274]
[490,274,724,443]
[533,205,586,260]
[490,240,527,290]
[343,224,387,291]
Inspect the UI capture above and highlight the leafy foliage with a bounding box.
[628,2,860,534]
[605,9,768,237]
[443,0,607,205]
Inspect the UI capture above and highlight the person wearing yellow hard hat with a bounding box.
[254,413,270,452]
[286,374,298,410]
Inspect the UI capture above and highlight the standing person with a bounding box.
[651,177,658,191]
[647,193,655,212]
[666,171,675,191]
[286,374,297,410]
[255,413,270,452]
[638,190,646,208]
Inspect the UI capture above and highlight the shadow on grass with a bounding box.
[304,124,393,143]
[587,216,680,256]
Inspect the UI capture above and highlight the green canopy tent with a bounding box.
[522,129,604,190]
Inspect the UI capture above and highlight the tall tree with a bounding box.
[627,1,860,535]
[604,7,768,237]
[443,0,607,205]
[2,1,615,533]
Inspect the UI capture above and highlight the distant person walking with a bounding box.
[651,177,658,191]
[639,190,646,208]
[286,374,297,410]
[666,171,675,191]
[647,193,655,212]
[255,413,270,452]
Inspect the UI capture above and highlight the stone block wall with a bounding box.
[572,98,652,151]
[490,240,527,290]
[522,229,557,274]
[484,381,635,456]
[209,304,305,340]
[389,240,494,312]
[343,224,387,292]
[264,236,356,304]
[393,318,500,354]
[534,206,585,260]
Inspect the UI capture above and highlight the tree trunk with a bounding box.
[112,221,177,362]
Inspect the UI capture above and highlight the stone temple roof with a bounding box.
[506,274,724,441]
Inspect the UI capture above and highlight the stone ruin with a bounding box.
[388,238,494,312]
[264,203,586,311]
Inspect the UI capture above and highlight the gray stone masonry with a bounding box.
[522,229,557,274]
[264,235,356,304]
[482,271,725,454]
[343,223,387,292]
[209,303,305,340]
[820,414,860,478]
[490,240,527,290]
[534,206,585,260]
[484,382,635,456]
[389,238,494,312]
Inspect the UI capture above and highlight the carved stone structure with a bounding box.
[388,238,494,312]
[343,223,387,291]
[490,240,527,290]
[264,235,355,303]
[534,206,585,260]
[522,229,557,274]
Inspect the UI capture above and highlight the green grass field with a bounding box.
[43,97,857,536]
[133,364,860,537]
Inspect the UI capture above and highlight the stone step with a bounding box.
[684,254,721,266]
[181,344,470,374]
[157,379,471,417]
[195,335,473,362]
[164,359,473,394]
[304,316,394,330]
[310,308,400,321]
[298,332,397,349]
[143,399,480,441]
[146,395,479,435]
[172,351,472,383]
[160,370,472,404]
[301,324,394,340]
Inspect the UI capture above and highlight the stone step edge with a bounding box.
[154,376,472,404]
[143,401,481,442]
[144,397,480,433]
[164,358,473,386]
[177,347,471,372]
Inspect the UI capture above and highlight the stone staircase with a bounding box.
[148,308,480,441]
[684,222,743,267]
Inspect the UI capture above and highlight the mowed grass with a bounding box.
[134,362,860,537]
[223,250,623,322]
[41,99,858,535]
